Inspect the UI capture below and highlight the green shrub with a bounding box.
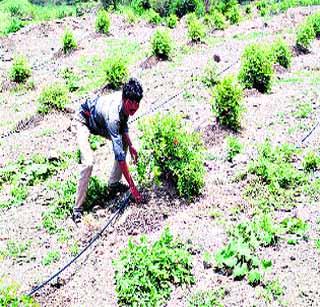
[271,38,292,69]
[102,56,128,89]
[169,0,198,18]
[37,83,69,114]
[61,67,79,92]
[201,60,219,87]
[151,29,173,58]
[204,10,226,30]
[5,18,24,34]
[166,14,178,28]
[309,12,320,38]
[296,20,316,51]
[137,113,205,198]
[238,43,274,93]
[145,8,162,24]
[113,228,195,306]
[212,75,244,130]
[95,9,110,34]
[225,3,241,25]
[187,18,206,42]
[8,3,25,17]
[226,136,242,161]
[0,279,38,307]
[9,56,31,83]
[149,0,170,17]
[303,151,320,172]
[62,29,77,54]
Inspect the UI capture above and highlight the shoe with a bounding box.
[72,208,83,224]
[108,182,129,195]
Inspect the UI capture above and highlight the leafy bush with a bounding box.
[61,67,79,92]
[166,14,178,28]
[137,114,205,198]
[204,10,226,30]
[0,279,38,307]
[238,43,274,93]
[201,60,219,87]
[225,3,241,25]
[309,12,320,38]
[169,0,198,18]
[151,29,173,58]
[96,9,110,34]
[149,0,170,17]
[303,151,320,172]
[211,75,244,130]
[102,56,128,89]
[145,8,162,24]
[296,20,316,51]
[187,18,206,42]
[62,29,77,54]
[37,83,69,114]
[9,55,31,83]
[270,38,292,69]
[113,228,195,306]
[226,136,242,161]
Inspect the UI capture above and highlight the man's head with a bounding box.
[122,78,143,116]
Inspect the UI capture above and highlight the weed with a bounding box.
[303,151,320,172]
[61,67,79,92]
[0,279,38,306]
[264,279,284,302]
[226,136,242,161]
[102,56,128,89]
[309,11,320,38]
[166,14,178,28]
[188,288,225,307]
[201,60,219,87]
[37,83,69,114]
[294,102,312,119]
[96,9,110,34]
[211,75,244,130]
[113,228,195,306]
[151,28,173,59]
[271,38,292,69]
[225,3,241,25]
[62,29,77,54]
[4,18,24,35]
[137,113,205,198]
[0,240,30,260]
[69,241,79,256]
[42,250,61,266]
[187,18,206,42]
[239,43,274,93]
[280,217,308,237]
[247,141,306,209]
[9,55,31,83]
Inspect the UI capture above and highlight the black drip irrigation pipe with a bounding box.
[26,191,131,297]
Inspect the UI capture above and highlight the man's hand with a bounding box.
[130,184,142,203]
[129,146,138,164]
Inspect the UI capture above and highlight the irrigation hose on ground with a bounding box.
[26,191,131,297]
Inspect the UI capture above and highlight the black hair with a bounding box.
[122,78,143,103]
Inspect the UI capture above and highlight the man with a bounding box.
[72,78,143,223]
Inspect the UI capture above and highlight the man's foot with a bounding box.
[72,208,83,224]
[108,182,129,196]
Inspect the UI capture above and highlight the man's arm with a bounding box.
[123,132,138,164]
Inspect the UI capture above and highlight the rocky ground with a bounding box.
[1,4,320,307]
